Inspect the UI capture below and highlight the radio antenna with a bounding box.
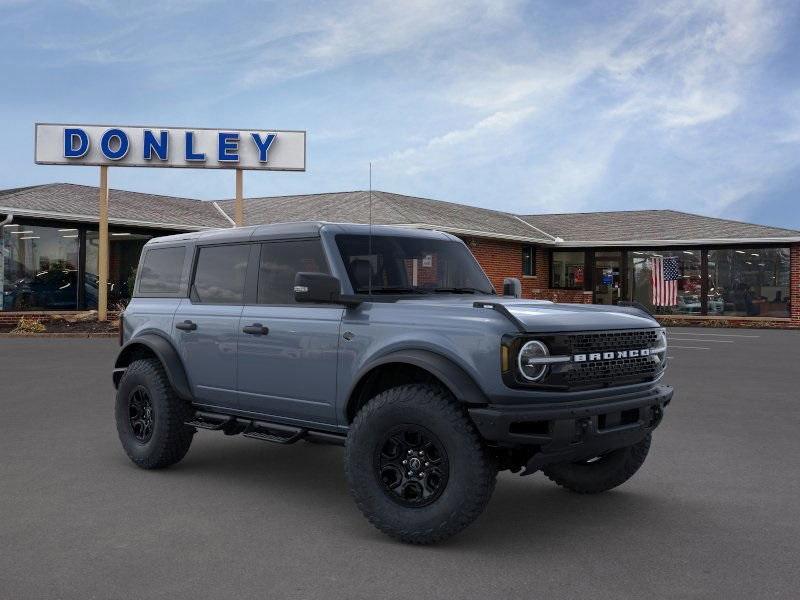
[368,162,373,297]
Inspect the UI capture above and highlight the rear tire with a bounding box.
[115,358,194,469]
[345,383,496,544]
[542,434,652,494]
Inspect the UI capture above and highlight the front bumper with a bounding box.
[468,384,673,474]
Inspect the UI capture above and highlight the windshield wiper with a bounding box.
[354,286,428,295]
[432,287,487,294]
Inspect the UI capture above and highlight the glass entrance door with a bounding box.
[593,251,622,305]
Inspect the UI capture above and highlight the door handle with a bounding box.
[242,323,269,335]
[175,320,197,331]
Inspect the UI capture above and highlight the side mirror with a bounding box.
[294,272,342,304]
[503,277,522,298]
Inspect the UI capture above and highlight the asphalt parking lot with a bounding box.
[1,327,799,599]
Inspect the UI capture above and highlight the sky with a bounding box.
[1,0,799,229]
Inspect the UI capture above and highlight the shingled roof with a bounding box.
[215,190,552,242]
[0,183,228,230]
[1,183,798,244]
[520,210,800,244]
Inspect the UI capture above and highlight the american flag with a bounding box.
[651,256,679,306]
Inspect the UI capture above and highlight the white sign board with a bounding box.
[34,123,306,171]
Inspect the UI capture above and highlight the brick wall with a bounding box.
[791,244,800,323]
[460,236,592,304]
[462,237,800,325]
[0,311,120,326]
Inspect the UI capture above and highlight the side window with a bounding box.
[192,244,250,304]
[258,239,329,305]
[522,245,536,276]
[138,246,186,295]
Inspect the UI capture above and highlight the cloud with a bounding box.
[378,106,536,175]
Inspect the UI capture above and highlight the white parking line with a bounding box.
[666,331,760,338]
[668,345,711,350]
[669,337,733,343]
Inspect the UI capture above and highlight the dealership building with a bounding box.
[1,182,798,328]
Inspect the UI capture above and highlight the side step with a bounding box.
[243,421,306,445]
[186,411,235,431]
[186,411,346,446]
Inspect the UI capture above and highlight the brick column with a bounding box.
[791,244,800,325]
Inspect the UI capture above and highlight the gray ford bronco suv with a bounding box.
[113,222,672,544]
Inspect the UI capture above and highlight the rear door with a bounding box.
[236,238,343,425]
[173,243,253,407]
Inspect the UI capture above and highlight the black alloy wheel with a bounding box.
[376,425,449,507]
[128,386,154,443]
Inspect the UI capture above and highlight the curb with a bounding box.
[0,332,117,338]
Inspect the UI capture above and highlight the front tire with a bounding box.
[542,434,652,494]
[345,383,496,544]
[115,358,194,469]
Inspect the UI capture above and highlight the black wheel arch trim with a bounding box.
[347,349,489,411]
[113,333,192,401]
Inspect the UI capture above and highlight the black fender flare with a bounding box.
[113,333,192,401]
[348,348,489,410]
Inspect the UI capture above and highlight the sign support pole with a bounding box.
[235,168,244,227]
[98,166,109,321]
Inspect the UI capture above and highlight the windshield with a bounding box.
[335,234,495,295]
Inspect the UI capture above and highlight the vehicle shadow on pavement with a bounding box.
[119,436,709,551]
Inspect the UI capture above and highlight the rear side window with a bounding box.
[138,246,186,294]
[192,244,250,304]
[258,240,329,304]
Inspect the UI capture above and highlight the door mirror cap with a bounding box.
[503,277,522,298]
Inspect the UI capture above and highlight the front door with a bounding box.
[236,239,342,425]
[593,251,622,305]
[173,243,252,407]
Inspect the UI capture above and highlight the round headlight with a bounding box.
[517,340,550,382]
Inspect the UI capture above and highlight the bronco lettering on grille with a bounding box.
[573,348,652,362]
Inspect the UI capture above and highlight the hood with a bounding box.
[500,299,658,332]
[395,295,659,332]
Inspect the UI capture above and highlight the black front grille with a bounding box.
[568,329,660,354]
[508,328,665,391]
[566,355,659,387]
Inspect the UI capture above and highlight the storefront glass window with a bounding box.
[707,248,790,318]
[551,251,585,289]
[627,249,702,315]
[1,224,80,310]
[85,229,152,308]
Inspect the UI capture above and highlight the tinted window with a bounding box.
[192,244,249,304]
[707,248,790,318]
[522,245,536,276]
[551,251,585,290]
[258,240,329,304]
[335,235,493,295]
[138,246,186,294]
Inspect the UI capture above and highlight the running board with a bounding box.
[186,410,346,446]
[186,411,235,431]
[243,421,306,445]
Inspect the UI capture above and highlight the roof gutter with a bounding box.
[392,222,551,244]
[212,201,236,227]
[0,206,214,232]
[552,237,800,246]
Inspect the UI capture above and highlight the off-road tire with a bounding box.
[542,434,652,494]
[115,358,194,469]
[345,383,497,544]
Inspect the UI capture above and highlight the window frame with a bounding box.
[549,249,588,290]
[252,237,334,307]
[522,245,536,277]
[133,245,188,299]
[188,242,255,306]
